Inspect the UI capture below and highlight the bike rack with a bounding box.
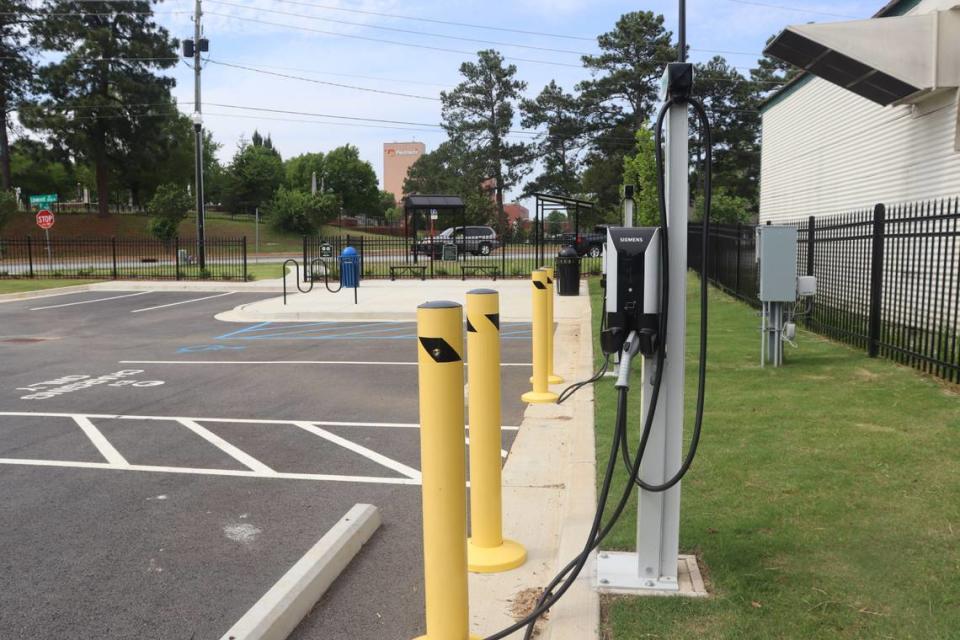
[282,258,344,305]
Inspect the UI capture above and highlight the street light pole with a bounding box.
[192,0,206,269]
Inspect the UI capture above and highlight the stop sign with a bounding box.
[36,209,55,230]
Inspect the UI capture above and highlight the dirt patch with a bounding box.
[509,587,549,637]
[854,368,881,381]
[855,422,898,434]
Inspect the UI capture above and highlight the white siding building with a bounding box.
[759,0,960,224]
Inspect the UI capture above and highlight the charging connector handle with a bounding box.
[615,331,640,390]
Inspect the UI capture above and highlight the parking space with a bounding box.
[0,289,532,639]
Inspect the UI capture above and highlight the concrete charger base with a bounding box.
[467,538,527,574]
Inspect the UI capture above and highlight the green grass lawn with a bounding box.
[589,277,960,640]
[0,279,96,294]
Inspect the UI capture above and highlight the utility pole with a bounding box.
[184,0,208,269]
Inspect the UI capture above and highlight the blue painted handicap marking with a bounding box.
[214,321,532,342]
[178,344,248,353]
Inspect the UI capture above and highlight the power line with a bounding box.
[211,59,452,88]
[205,11,580,69]
[207,0,591,56]
[207,59,441,101]
[265,0,596,42]
[204,11,584,68]
[723,0,859,19]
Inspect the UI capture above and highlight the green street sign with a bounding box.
[29,193,58,207]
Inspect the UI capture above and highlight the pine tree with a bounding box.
[520,81,588,198]
[21,0,179,215]
[441,49,529,233]
[0,0,35,190]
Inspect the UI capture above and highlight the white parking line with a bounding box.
[293,421,421,481]
[119,360,531,367]
[30,291,149,311]
[0,457,419,485]
[177,418,275,475]
[73,416,129,466]
[130,291,236,313]
[0,411,521,431]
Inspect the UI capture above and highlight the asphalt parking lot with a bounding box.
[0,288,532,639]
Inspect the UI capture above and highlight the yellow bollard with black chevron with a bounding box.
[465,289,527,573]
[413,300,479,640]
[522,270,559,404]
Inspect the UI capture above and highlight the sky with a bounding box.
[150,0,883,209]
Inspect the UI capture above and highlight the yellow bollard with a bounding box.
[522,270,559,404]
[466,289,527,573]
[414,301,479,640]
[541,266,564,385]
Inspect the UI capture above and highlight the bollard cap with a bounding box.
[467,289,498,296]
[418,300,461,309]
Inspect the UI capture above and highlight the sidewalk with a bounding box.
[469,280,599,640]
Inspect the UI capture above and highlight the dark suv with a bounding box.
[562,225,609,257]
[415,226,500,257]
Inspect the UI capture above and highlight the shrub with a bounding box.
[147,184,192,242]
[267,187,339,235]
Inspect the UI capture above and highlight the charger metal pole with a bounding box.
[631,92,687,592]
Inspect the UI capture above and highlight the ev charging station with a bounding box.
[595,53,697,592]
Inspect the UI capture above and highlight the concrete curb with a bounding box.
[0,282,99,304]
[219,504,381,640]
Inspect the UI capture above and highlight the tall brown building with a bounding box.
[383,142,425,204]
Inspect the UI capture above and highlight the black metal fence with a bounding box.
[0,236,248,281]
[690,197,960,383]
[302,235,604,280]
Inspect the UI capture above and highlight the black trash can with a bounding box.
[556,246,581,296]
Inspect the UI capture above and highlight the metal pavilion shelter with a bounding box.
[531,193,596,266]
[402,194,467,264]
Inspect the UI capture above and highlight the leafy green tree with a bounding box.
[441,49,529,233]
[621,126,659,226]
[692,57,761,211]
[223,141,285,214]
[9,138,77,201]
[546,210,566,236]
[285,152,324,191]
[323,144,379,215]
[377,190,396,217]
[403,138,495,227]
[22,0,179,216]
[577,12,674,212]
[146,182,191,241]
[1,0,35,190]
[694,186,751,224]
[520,81,587,197]
[267,186,338,234]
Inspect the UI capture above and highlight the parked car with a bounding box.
[414,226,500,257]
[561,225,609,257]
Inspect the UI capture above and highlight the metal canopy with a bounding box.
[531,193,597,267]
[764,9,960,107]
[403,194,465,211]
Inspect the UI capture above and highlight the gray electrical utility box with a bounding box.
[756,225,798,302]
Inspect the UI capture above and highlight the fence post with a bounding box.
[111,237,118,279]
[807,216,815,277]
[27,236,34,278]
[175,236,181,281]
[501,237,506,276]
[868,204,886,358]
[735,222,742,296]
[242,236,248,281]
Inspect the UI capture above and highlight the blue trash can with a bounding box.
[340,246,360,288]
